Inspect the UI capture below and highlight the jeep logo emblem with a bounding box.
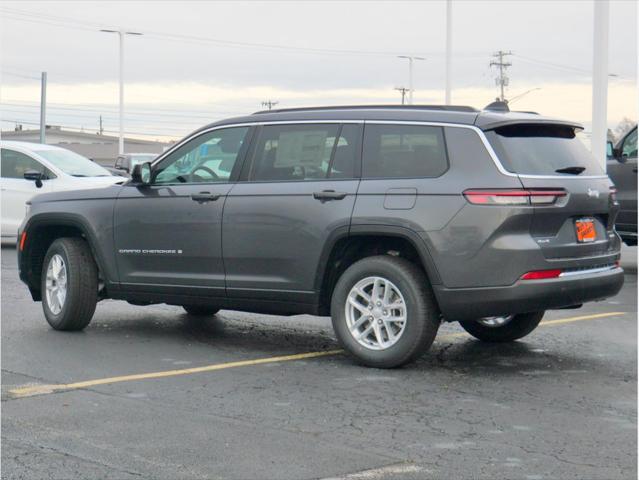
[587,188,600,198]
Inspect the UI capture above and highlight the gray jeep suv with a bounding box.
[17,105,624,368]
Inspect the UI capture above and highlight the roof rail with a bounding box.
[253,104,478,114]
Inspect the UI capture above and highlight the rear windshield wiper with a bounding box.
[555,166,586,175]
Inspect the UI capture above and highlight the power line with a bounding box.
[0,7,428,59]
[394,87,409,105]
[490,50,512,102]
[0,118,181,138]
[0,101,248,118]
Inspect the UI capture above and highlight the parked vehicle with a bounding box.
[607,125,637,246]
[1,142,124,244]
[17,106,624,367]
[114,153,158,175]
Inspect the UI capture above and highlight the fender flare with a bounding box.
[21,213,111,289]
[313,224,443,295]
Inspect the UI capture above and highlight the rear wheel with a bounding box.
[41,237,98,331]
[182,305,220,316]
[331,255,440,368]
[458,311,545,342]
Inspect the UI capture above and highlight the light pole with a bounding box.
[100,29,143,155]
[398,55,425,105]
[445,0,452,105]
[591,0,609,170]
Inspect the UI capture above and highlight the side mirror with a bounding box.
[614,148,627,163]
[131,162,152,185]
[24,170,44,188]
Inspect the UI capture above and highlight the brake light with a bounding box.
[19,232,27,251]
[520,269,562,280]
[463,189,567,206]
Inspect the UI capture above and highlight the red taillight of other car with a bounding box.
[463,189,567,206]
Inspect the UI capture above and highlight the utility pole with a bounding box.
[490,50,512,102]
[39,72,47,144]
[592,0,610,170]
[398,55,425,104]
[100,29,143,155]
[99,115,104,135]
[445,0,452,104]
[394,87,409,105]
[261,100,279,110]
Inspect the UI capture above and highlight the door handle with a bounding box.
[313,190,347,202]
[191,192,221,203]
[633,168,637,173]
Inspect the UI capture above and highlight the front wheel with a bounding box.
[331,255,440,368]
[458,311,545,342]
[41,237,98,331]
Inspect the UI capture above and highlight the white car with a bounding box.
[1,141,124,244]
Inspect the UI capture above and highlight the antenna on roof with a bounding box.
[484,100,510,112]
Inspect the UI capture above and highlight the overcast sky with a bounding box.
[1,0,637,141]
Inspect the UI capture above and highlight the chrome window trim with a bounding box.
[152,119,609,181]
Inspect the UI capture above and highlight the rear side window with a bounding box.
[250,124,358,181]
[485,124,604,176]
[362,124,448,178]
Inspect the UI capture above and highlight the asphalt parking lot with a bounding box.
[1,246,636,480]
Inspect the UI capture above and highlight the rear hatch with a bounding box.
[485,123,618,261]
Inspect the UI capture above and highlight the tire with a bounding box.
[458,311,545,343]
[41,237,98,331]
[330,255,440,368]
[182,305,220,316]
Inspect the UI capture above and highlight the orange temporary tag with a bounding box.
[575,219,596,243]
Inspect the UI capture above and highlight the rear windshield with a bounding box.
[485,124,604,176]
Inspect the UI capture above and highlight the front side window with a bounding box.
[622,128,637,159]
[36,149,111,177]
[153,127,249,184]
[1,148,55,179]
[362,124,448,178]
[250,124,359,182]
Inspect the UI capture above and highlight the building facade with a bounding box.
[1,126,173,165]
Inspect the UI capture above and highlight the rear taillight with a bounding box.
[463,189,567,206]
[520,269,562,280]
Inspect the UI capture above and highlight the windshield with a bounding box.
[485,124,604,176]
[37,149,112,177]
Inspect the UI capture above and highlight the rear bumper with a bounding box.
[434,267,624,321]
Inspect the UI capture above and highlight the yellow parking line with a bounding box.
[9,349,343,398]
[539,311,627,326]
[8,311,627,398]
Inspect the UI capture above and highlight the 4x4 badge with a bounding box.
[587,188,600,198]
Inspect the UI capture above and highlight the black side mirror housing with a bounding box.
[23,170,44,188]
[131,162,152,185]
[613,148,627,163]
